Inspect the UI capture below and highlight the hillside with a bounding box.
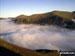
[12,11,75,29]
[0,38,59,56]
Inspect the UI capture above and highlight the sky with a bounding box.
[0,0,75,18]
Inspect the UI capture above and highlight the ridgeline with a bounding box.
[12,10,75,29]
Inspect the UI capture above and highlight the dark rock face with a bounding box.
[64,20,75,29]
[12,11,75,29]
[35,15,64,25]
[72,11,75,14]
[0,46,21,56]
[35,49,55,54]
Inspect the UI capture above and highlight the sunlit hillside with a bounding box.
[12,11,75,29]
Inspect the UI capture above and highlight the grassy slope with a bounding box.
[0,38,59,56]
[51,11,74,19]
[15,11,75,23]
[12,11,75,29]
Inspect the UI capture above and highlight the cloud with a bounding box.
[0,19,75,51]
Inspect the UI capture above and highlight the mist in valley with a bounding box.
[0,19,75,51]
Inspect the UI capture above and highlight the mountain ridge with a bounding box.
[12,10,75,29]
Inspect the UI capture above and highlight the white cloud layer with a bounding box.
[0,19,75,51]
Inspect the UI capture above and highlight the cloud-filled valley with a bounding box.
[0,19,75,51]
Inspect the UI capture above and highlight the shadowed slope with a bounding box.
[0,46,21,56]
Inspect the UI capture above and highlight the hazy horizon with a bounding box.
[0,0,75,18]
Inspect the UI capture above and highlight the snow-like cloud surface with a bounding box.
[0,19,75,51]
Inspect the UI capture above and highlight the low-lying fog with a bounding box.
[0,19,75,51]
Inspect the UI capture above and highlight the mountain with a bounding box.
[12,11,75,29]
[0,38,59,56]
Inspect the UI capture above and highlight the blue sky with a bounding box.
[0,0,75,18]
